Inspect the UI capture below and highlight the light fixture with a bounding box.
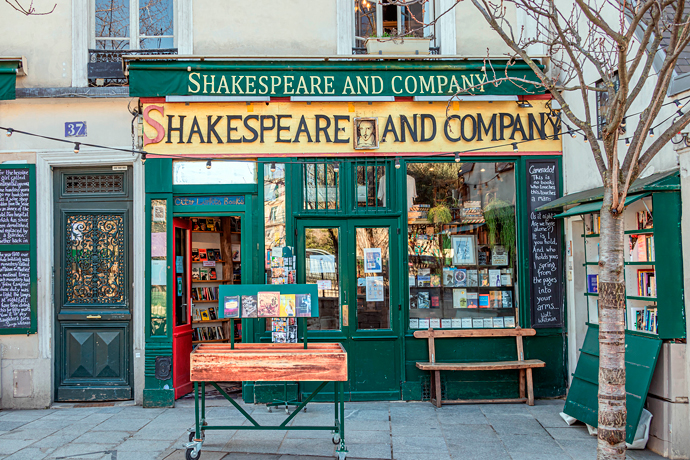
[206,159,212,169]
[74,142,80,154]
[621,117,626,128]
[141,153,147,165]
[5,128,12,137]
[584,136,588,143]
[429,166,435,171]
[649,128,654,137]
[395,158,401,169]
[512,142,518,152]
[625,138,630,146]
[517,100,533,108]
[454,152,460,163]
[674,100,682,107]
[333,162,339,173]
[270,162,276,173]
[480,168,486,172]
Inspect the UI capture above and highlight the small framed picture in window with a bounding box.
[353,117,379,150]
[452,235,476,265]
[152,205,166,222]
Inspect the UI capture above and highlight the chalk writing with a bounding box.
[0,169,30,245]
[0,251,31,329]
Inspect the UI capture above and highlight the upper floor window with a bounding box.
[355,0,436,50]
[95,0,174,50]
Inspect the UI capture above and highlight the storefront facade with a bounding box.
[129,57,569,407]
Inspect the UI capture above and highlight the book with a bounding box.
[200,268,209,280]
[637,269,655,297]
[241,295,258,318]
[208,306,217,320]
[492,245,508,265]
[209,268,217,280]
[295,294,312,317]
[279,294,296,317]
[500,272,512,287]
[490,291,502,309]
[257,291,280,317]
[453,289,468,308]
[191,218,200,231]
[419,318,430,329]
[441,319,452,328]
[451,318,463,328]
[479,269,489,286]
[479,294,490,308]
[472,318,484,328]
[409,318,420,329]
[206,218,216,232]
[409,275,416,287]
[430,295,440,308]
[232,244,241,262]
[501,291,513,308]
[493,317,505,328]
[466,270,478,287]
[192,267,200,280]
[587,274,599,293]
[489,270,501,287]
[418,292,430,309]
[442,268,455,287]
[454,269,467,287]
[429,318,441,329]
[467,292,479,308]
[199,249,207,261]
[418,275,431,287]
[430,275,441,287]
[206,249,216,262]
[461,317,473,328]
[223,296,240,318]
[504,316,516,328]
[483,318,493,328]
[201,310,210,321]
[192,248,200,262]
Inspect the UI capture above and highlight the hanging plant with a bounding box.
[428,204,452,224]
[484,199,516,260]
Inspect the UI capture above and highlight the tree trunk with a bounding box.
[597,184,627,460]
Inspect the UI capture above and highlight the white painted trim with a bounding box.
[35,149,144,403]
[166,95,270,102]
[177,0,193,55]
[72,0,89,87]
[336,0,354,55]
[290,96,395,102]
[438,0,456,55]
[413,95,518,101]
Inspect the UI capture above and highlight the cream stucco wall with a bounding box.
[193,0,338,55]
[454,1,515,56]
[0,0,72,88]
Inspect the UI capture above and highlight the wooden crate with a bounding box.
[190,343,347,382]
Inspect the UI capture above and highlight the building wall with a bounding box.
[454,1,515,56]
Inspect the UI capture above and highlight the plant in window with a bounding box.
[483,198,516,261]
[427,204,452,225]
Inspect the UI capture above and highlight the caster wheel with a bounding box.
[332,434,341,445]
[303,407,307,413]
[267,406,272,413]
[185,447,201,460]
[188,431,205,442]
[337,451,347,460]
[285,407,290,414]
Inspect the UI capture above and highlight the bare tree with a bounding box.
[5,0,55,15]
[449,0,690,458]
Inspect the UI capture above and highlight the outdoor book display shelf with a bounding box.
[185,284,349,460]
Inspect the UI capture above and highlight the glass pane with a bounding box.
[305,228,340,330]
[173,161,257,185]
[151,199,167,336]
[356,227,390,329]
[401,2,425,37]
[95,0,129,38]
[265,163,287,286]
[356,164,386,208]
[174,227,188,327]
[139,0,173,38]
[382,3,397,35]
[406,162,517,330]
[95,39,130,50]
[355,0,376,41]
[140,37,174,49]
[303,163,339,210]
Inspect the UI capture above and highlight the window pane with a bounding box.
[356,164,386,209]
[303,163,339,210]
[151,199,167,336]
[355,0,376,41]
[173,161,257,185]
[139,0,173,39]
[95,0,129,38]
[401,2,425,37]
[140,37,174,49]
[382,4,397,35]
[305,228,340,330]
[356,227,390,329]
[95,39,130,50]
[264,163,287,285]
[174,226,188,327]
[407,162,518,330]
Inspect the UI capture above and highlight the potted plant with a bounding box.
[365,33,433,55]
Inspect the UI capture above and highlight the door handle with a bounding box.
[86,315,102,319]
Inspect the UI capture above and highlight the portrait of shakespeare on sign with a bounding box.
[354,117,379,150]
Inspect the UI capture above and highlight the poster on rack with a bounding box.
[363,248,383,273]
[365,276,384,301]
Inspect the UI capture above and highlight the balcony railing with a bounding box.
[88,48,178,87]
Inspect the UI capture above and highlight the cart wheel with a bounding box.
[337,451,347,460]
[188,432,194,442]
[303,407,307,412]
[188,431,205,442]
[285,407,290,414]
[332,434,340,445]
[185,447,201,460]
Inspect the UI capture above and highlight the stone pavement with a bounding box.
[0,398,665,460]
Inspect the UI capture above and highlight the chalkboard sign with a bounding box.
[0,165,36,335]
[0,168,30,245]
[0,251,31,328]
[527,160,563,328]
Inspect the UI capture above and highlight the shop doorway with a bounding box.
[53,168,133,401]
[172,214,245,398]
[297,218,402,401]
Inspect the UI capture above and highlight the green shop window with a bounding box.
[150,198,169,336]
[406,161,518,330]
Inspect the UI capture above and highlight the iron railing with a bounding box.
[88,48,177,87]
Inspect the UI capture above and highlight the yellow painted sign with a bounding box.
[141,100,562,156]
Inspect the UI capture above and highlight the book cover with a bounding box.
[430,275,441,287]
[441,319,452,328]
[454,269,467,287]
[493,317,505,328]
[201,310,210,321]
[479,269,489,286]
[418,292,430,309]
[272,332,287,343]
[490,291,502,309]
[206,249,216,262]
[232,244,241,262]
[472,318,484,328]
[257,291,280,317]
[223,296,240,318]
[479,294,490,308]
[429,318,441,329]
[192,248,200,262]
[453,289,468,308]
[241,295,258,318]
[409,275,416,287]
[466,270,478,287]
[192,267,200,280]
[442,268,455,287]
[500,273,512,287]
[279,294,296,317]
[461,317,473,328]
[483,318,493,328]
[199,249,207,261]
[489,269,501,287]
[200,268,209,280]
[637,236,647,262]
[451,318,463,328]
[208,306,217,320]
[419,318,430,329]
[491,245,509,265]
[191,218,200,231]
[409,318,420,329]
[467,292,479,308]
[501,291,513,308]
[417,275,431,287]
[430,295,440,308]
[209,268,217,280]
[504,316,516,328]
[295,294,312,317]
[587,274,599,293]
[206,218,215,232]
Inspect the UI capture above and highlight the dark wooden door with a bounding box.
[173,217,193,398]
[54,169,133,401]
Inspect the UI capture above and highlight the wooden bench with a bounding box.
[414,326,545,407]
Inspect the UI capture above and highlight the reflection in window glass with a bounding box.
[356,164,386,209]
[356,228,390,329]
[264,163,286,273]
[355,0,376,43]
[139,0,174,46]
[151,199,167,336]
[303,163,339,210]
[173,161,257,185]
[406,162,517,330]
[305,228,340,330]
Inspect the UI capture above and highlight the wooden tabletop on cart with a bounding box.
[190,343,347,382]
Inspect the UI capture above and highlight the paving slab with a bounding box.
[2,447,54,460]
[498,433,567,456]
[0,440,38,456]
[545,426,592,440]
[344,442,392,459]
[277,437,337,457]
[392,436,449,454]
